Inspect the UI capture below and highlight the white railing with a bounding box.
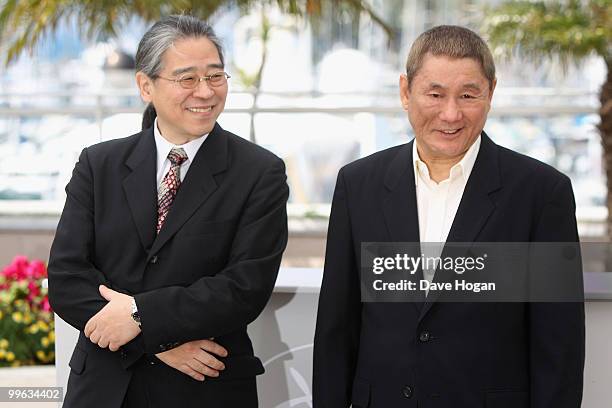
[0,88,604,235]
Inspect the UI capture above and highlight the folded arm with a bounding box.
[134,158,289,354]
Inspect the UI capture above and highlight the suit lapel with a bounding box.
[418,132,502,320]
[147,123,228,260]
[382,141,425,308]
[445,133,500,244]
[123,128,158,253]
[382,142,420,244]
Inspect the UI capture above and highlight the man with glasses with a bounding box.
[48,15,289,408]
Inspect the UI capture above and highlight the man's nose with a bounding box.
[192,79,215,98]
[438,98,463,122]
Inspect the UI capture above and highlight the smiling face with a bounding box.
[136,36,228,144]
[400,53,496,164]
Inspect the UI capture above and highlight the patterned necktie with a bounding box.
[157,147,188,233]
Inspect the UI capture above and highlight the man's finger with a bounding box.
[199,339,228,357]
[84,320,95,337]
[195,350,225,371]
[186,359,219,378]
[89,332,101,344]
[99,285,113,301]
[180,364,205,382]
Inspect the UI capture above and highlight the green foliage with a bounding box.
[0,0,392,66]
[0,299,55,367]
[482,0,611,68]
[0,256,54,367]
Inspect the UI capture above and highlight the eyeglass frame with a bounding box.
[154,71,231,90]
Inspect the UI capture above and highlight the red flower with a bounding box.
[41,296,51,312]
[27,280,41,301]
[1,263,17,280]
[26,261,47,280]
[2,255,30,281]
[1,256,50,313]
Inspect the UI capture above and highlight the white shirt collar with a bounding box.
[413,134,481,187]
[153,117,209,166]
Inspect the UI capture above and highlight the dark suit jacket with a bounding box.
[313,133,584,408]
[48,123,289,408]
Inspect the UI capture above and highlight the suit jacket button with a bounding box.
[419,331,431,342]
[150,255,158,264]
[120,350,127,359]
[402,385,413,398]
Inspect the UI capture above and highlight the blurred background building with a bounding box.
[0,1,605,250]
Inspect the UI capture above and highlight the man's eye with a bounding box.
[208,73,225,83]
[428,93,441,98]
[180,76,197,84]
[461,94,475,99]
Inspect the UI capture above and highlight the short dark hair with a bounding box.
[405,25,496,90]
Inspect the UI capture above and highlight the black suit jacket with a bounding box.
[313,133,584,408]
[48,123,289,407]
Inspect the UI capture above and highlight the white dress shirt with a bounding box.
[154,117,209,186]
[413,136,481,284]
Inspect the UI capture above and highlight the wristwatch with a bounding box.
[131,298,141,328]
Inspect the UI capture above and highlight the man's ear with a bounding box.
[135,72,154,103]
[488,77,497,102]
[399,74,411,111]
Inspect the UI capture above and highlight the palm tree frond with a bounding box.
[483,0,611,70]
[1,0,394,65]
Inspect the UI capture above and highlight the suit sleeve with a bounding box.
[48,148,109,328]
[312,169,362,408]
[134,158,289,354]
[529,175,585,408]
[47,148,145,369]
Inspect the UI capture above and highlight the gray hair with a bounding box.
[136,15,225,130]
[135,14,225,78]
[405,25,496,90]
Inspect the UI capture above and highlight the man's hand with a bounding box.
[84,285,141,351]
[155,339,228,381]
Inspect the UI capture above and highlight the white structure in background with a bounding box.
[317,48,389,94]
[100,113,141,142]
[233,6,314,93]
